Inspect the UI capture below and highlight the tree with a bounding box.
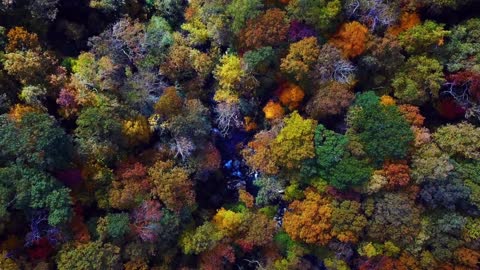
[357,35,404,91]
[215,102,243,136]
[121,115,151,147]
[331,200,367,243]
[263,100,284,120]
[27,0,60,21]
[279,83,305,110]
[306,81,355,119]
[344,0,399,30]
[148,160,195,212]
[328,157,373,190]
[283,189,333,245]
[311,44,356,84]
[288,20,316,42]
[392,55,445,105]
[5,27,39,53]
[180,222,222,254]
[314,124,348,171]
[0,251,18,270]
[425,212,466,261]
[347,92,414,164]
[254,177,284,206]
[367,193,421,247]
[433,122,480,159]
[419,176,470,211]
[199,244,236,270]
[443,18,480,72]
[154,87,183,119]
[411,142,454,183]
[57,241,121,270]
[398,104,425,127]
[75,100,123,164]
[455,247,480,268]
[130,200,162,242]
[106,213,130,238]
[286,0,341,32]
[226,0,263,34]
[242,129,280,175]
[3,50,57,85]
[243,46,276,73]
[151,0,185,26]
[271,111,316,169]
[330,21,369,59]
[109,162,150,210]
[213,208,246,237]
[72,52,120,91]
[0,165,72,226]
[0,112,72,170]
[398,20,449,54]
[280,37,320,81]
[89,0,125,12]
[142,16,173,68]
[240,8,290,50]
[19,85,47,106]
[214,54,245,93]
[166,99,211,142]
[382,162,410,189]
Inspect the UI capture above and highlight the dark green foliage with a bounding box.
[0,165,72,226]
[328,157,373,190]
[105,213,130,239]
[243,46,276,73]
[349,92,414,164]
[314,124,348,171]
[151,0,185,26]
[0,112,72,170]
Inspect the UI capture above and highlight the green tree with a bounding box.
[142,16,174,68]
[75,99,124,164]
[433,122,480,159]
[226,0,263,34]
[443,18,480,72]
[0,165,72,226]
[348,92,414,164]
[287,0,341,32]
[314,124,348,173]
[392,55,445,105]
[104,213,130,239]
[0,112,72,170]
[328,157,373,190]
[57,241,121,270]
[398,20,449,54]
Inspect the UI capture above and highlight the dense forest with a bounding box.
[1,0,480,269]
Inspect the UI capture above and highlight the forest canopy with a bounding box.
[1,0,480,269]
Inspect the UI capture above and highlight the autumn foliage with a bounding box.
[330,21,369,58]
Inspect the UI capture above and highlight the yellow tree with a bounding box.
[271,111,316,169]
[280,37,320,81]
